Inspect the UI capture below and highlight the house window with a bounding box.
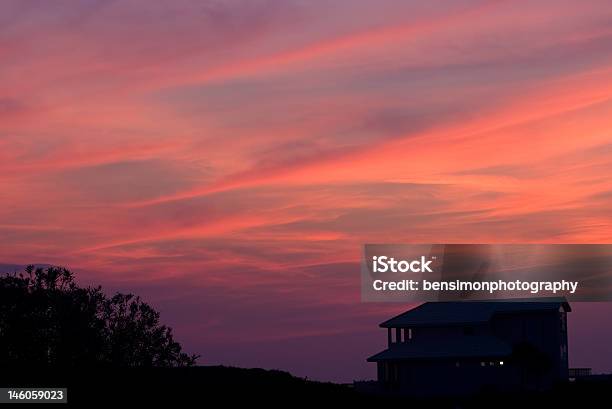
[560,344,567,360]
[404,328,413,341]
[560,311,567,332]
[385,363,399,382]
[480,361,485,367]
[455,361,460,368]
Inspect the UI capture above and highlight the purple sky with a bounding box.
[2,0,612,381]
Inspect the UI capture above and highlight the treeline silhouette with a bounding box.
[0,265,366,404]
[0,265,197,368]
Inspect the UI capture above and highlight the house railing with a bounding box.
[569,368,592,378]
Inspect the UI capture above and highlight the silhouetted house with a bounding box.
[367,298,570,396]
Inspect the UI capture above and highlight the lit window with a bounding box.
[499,361,504,366]
[481,362,485,367]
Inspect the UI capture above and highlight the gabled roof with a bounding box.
[367,335,512,362]
[380,298,570,328]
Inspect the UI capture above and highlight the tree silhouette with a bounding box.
[510,341,553,390]
[0,265,198,367]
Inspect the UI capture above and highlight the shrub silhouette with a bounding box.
[510,342,553,373]
[0,265,197,367]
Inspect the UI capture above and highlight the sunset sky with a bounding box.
[2,0,612,381]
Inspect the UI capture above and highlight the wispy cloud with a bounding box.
[2,0,612,381]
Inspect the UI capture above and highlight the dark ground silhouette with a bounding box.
[1,366,610,406]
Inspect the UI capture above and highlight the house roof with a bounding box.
[380,298,570,328]
[367,335,512,362]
